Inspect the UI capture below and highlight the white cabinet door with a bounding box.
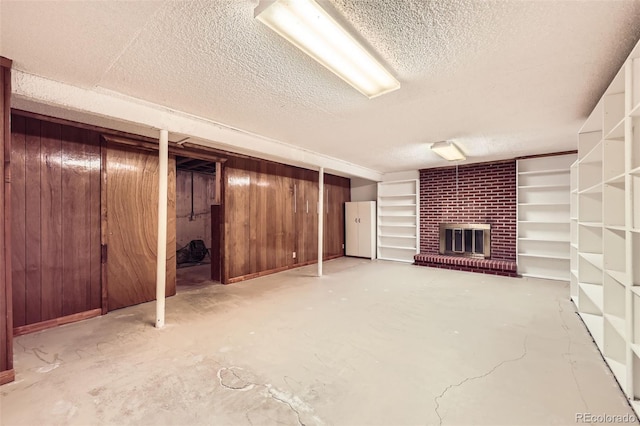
[358,202,375,259]
[345,202,359,257]
[345,201,376,259]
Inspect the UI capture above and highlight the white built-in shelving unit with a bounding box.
[517,154,576,281]
[377,179,419,262]
[572,40,640,415]
[570,160,579,302]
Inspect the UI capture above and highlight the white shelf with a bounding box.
[579,283,604,309]
[518,168,570,176]
[580,221,603,228]
[518,237,570,243]
[574,43,640,402]
[604,357,627,388]
[604,314,626,339]
[518,202,569,206]
[578,312,604,349]
[519,220,570,224]
[603,117,625,140]
[518,184,570,189]
[580,252,604,269]
[632,343,640,358]
[606,270,628,285]
[377,180,419,263]
[578,182,603,194]
[518,253,570,260]
[378,244,417,250]
[605,173,625,184]
[520,272,569,281]
[378,257,414,263]
[379,193,418,198]
[517,155,575,282]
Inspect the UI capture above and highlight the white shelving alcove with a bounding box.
[377,179,419,262]
[572,39,640,415]
[517,154,577,281]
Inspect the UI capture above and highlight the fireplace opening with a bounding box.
[440,223,490,258]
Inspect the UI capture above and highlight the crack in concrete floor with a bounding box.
[557,298,591,414]
[217,366,321,426]
[433,336,529,426]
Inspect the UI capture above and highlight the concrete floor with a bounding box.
[0,258,637,425]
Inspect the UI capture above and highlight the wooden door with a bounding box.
[302,170,318,263]
[323,175,349,259]
[105,144,176,310]
[11,115,102,328]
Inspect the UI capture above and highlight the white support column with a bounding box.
[318,167,324,277]
[155,129,169,329]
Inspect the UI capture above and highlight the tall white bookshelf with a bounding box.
[573,40,640,415]
[377,179,419,262]
[570,160,579,301]
[517,154,576,281]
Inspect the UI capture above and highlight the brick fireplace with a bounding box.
[414,160,517,276]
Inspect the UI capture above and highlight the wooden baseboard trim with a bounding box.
[226,255,344,284]
[13,309,102,337]
[0,369,15,386]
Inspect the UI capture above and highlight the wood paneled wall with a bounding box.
[0,57,13,385]
[105,144,176,310]
[11,115,102,329]
[222,157,349,283]
[323,174,350,259]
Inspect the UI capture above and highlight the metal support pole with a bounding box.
[155,129,168,328]
[318,167,324,277]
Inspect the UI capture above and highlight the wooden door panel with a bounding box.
[106,145,176,310]
[301,171,318,263]
[11,116,26,327]
[61,125,92,316]
[24,119,42,324]
[39,121,63,321]
[11,115,102,328]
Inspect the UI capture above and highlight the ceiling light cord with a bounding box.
[456,163,459,215]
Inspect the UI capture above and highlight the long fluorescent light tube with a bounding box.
[431,141,466,161]
[255,0,400,99]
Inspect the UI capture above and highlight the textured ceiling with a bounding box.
[2,0,640,173]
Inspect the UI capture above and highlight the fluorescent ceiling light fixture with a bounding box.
[431,141,466,161]
[255,0,400,98]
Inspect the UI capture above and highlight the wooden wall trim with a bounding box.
[0,369,14,386]
[100,139,109,315]
[13,308,101,337]
[14,110,229,164]
[102,134,227,164]
[1,58,13,380]
[226,255,344,284]
[220,163,228,284]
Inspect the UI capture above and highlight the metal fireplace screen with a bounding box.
[439,223,491,258]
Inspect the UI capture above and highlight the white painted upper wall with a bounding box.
[11,70,383,181]
[382,170,420,182]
